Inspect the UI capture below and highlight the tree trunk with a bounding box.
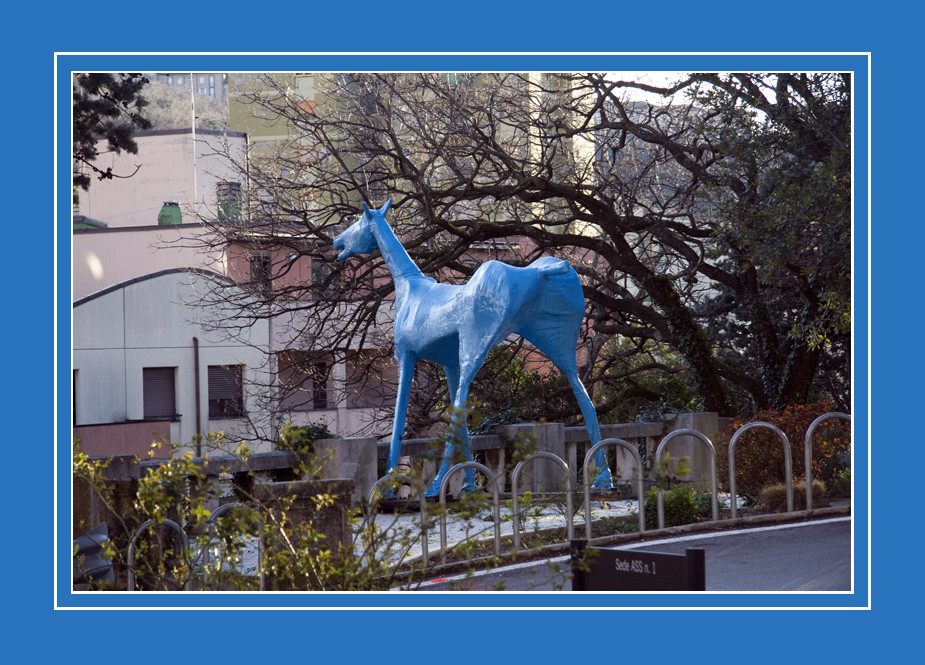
[644,274,729,415]
[777,344,823,407]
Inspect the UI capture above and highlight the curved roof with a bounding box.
[73,268,234,307]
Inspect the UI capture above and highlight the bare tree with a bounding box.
[182,71,850,445]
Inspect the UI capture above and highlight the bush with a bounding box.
[713,399,850,501]
[828,467,851,498]
[758,479,828,512]
[276,421,338,456]
[644,484,698,528]
[73,437,435,592]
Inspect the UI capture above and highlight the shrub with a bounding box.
[758,479,828,512]
[829,468,851,498]
[276,421,338,456]
[644,484,697,528]
[73,437,436,591]
[713,399,850,501]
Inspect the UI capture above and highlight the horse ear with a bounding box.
[362,202,370,215]
[381,199,393,215]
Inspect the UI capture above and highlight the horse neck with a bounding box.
[370,215,425,288]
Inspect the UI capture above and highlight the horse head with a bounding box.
[333,199,392,260]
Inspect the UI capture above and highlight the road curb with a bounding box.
[408,503,851,578]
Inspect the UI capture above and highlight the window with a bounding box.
[311,255,339,299]
[312,361,329,410]
[277,352,331,411]
[345,351,397,409]
[144,367,177,419]
[208,365,244,418]
[177,76,184,85]
[249,254,272,295]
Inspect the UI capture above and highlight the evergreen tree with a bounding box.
[73,73,152,192]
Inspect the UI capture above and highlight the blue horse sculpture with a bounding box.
[334,199,613,495]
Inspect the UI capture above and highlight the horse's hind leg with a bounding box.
[522,327,613,489]
[562,370,613,489]
[426,364,477,496]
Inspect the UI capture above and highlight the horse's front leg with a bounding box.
[387,353,416,482]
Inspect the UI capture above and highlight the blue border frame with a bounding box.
[55,53,870,612]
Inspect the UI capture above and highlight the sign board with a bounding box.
[570,540,705,591]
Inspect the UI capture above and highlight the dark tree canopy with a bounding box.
[192,72,851,431]
[73,73,152,192]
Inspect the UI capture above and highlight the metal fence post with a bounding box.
[438,461,501,565]
[582,439,645,539]
[804,412,851,511]
[653,429,720,527]
[510,452,573,552]
[728,422,793,518]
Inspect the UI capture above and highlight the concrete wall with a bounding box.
[500,422,567,493]
[659,412,721,492]
[313,437,379,506]
[74,421,172,459]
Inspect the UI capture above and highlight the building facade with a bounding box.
[73,269,271,457]
[151,73,229,101]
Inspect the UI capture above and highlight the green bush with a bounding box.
[644,484,697,528]
[276,421,337,456]
[73,436,437,592]
[828,468,851,498]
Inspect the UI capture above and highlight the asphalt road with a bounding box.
[415,516,852,591]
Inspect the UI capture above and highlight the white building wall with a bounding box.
[73,270,272,455]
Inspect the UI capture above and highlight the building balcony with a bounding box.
[73,419,175,459]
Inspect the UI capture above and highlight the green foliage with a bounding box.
[503,490,543,535]
[691,74,851,410]
[276,421,337,456]
[653,451,692,489]
[828,467,851,498]
[596,339,705,424]
[72,73,152,192]
[74,432,437,591]
[467,347,572,434]
[135,443,212,525]
[643,484,701,528]
[275,422,339,478]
